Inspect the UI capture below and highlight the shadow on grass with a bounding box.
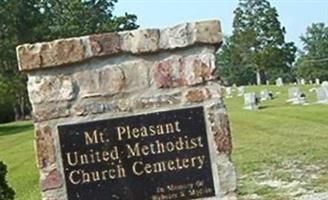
[0,122,33,137]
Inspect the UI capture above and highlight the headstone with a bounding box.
[275,77,283,87]
[244,92,258,110]
[237,86,245,96]
[300,78,306,85]
[315,87,328,104]
[260,89,272,101]
[316,81,328,104]
[315,78,320,85]
[266,80,270,85]
[309,80,313,85]
[16,20,237,200]
[225,87,233,98]
[322,81,328,87]
[287,87,306,104]
[296,78,301,85]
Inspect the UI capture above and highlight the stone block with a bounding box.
[154,54,217,88]
[16,44,42,71]
[193,20,223,44]
[181,55,216,85]
[75,66,125,98]
[159,23,193,49]
[185,88,211,103]
[119,61,151,93]
[120,29,160,53]
[90,33,121,56]
[217,154,237,196]
[35,126,56,169]
[135,91,181,109]
[41,169,62,191]
[28,75,75,105]
[154,56,182,88]
[17,38,85,71]
[33,102,71,122]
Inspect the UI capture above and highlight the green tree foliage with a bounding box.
[39,0,138,40]
[0,161,15,200]
[0,0,138,122]
[217,36,256,85]
[218,0,296,85]
[294,23,328,81]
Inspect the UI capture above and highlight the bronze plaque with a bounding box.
[58,106,215,200]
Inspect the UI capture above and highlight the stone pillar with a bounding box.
[16,20,237,200]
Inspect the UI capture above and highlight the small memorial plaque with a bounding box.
[58,106,216,200]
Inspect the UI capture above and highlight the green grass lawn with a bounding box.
[0,85,327,200]
[0,121,41,200]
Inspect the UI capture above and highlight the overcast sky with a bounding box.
[114,0,328,49]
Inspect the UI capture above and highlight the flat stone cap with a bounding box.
[16,20,222,72]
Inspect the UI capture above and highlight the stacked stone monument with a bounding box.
[16,20,237,200]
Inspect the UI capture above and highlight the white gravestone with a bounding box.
[260,89,272,101]
[237,86,245,97]
[225,87,233,98]
[300,79,306,85]
[316,87,328,104]
[316,81,328,104]
[315,78,320,85]
[275,77,283,87]
[287,87,306,104]
[244,92,258,110]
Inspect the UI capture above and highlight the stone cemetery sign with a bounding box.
[16,20,237,200]
[59,107,215,200]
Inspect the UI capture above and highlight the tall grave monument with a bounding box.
[16,20,237,200]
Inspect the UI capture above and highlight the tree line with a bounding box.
[0,0,327,122]
[0,0,138,122]
[217,0,328,86]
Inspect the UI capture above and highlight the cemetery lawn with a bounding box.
[0,121,41,200]
[0,85,327,200]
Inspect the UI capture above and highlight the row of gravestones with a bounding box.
[224,86,274,110]
[226,78,322,95]
[225,86,245,98]
[275,77,321,87]
[224,81,328,111]
[287,81,328,105]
